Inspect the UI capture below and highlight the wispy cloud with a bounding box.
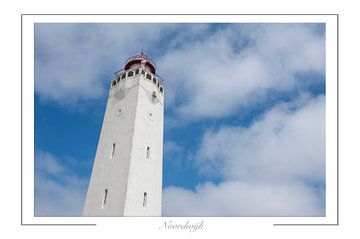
[35,23,324,121]
[35,23,172,105]
[35,151,88,216]
[163,95,325,216]
[195,94,325,181]
[164,140,183,155]
[159,24,325,120]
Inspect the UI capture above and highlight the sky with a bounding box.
[34,23,325,216]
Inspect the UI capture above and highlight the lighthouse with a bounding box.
[83,52,164,216]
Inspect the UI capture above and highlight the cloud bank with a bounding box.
[35,23,324,120]
[163,95,325,216]
[35,23,169,104]
[158,24,325,120]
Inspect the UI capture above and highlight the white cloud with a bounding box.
[35,151,64,175]
[196,94,325,182]
[163,181,323,216]
[35,23,170,105]
[158,24,325,120]
[163,140,188,170]
[164,140,183,155]
[35,151,88,216]
[163,95,325,216]
[36,23,324,120]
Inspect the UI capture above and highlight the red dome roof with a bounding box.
[124,51,156,74]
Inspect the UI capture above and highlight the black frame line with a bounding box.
[21,13,338,227]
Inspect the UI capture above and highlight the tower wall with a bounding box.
[83,65,164,216]
[124,74,164,216]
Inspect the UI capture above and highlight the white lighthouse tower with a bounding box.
[83,52,164,216]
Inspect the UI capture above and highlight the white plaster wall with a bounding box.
[83,68,164,216]
[124,75,164,216]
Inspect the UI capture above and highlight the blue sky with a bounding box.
[35,23,325,216]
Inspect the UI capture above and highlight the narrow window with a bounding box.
[141,70,145,75]
[146,73,152,80]
[128,71,134,77]
[160,87,163,93]
[143,192,147,208]
[152,91,157,102]
[152,77,157,84]
[112,81,116,87]
[110,143,115,159]
[102,189,108,208]
[117,76,120,83]
[135,69,139,75]
[115,108,122,117]
[146,146,150,159]
[121,73,126,79]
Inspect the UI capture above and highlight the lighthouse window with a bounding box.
[117,76,120,83]
[110,143,116,159]
[135,69,139,75]
[128,71,134,77]
[143,192,147,208]
[115,108,123,117]
[147,111,154,121]
[146,146,150,159]
[141,70,145,75]
[112,81,116,87]
[102,189,108,208]
[160,87,163,93]
[121,73,126,79]
[146,73,152,80]
[153,77,157,84]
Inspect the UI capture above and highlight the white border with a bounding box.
[22,14,338,229]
